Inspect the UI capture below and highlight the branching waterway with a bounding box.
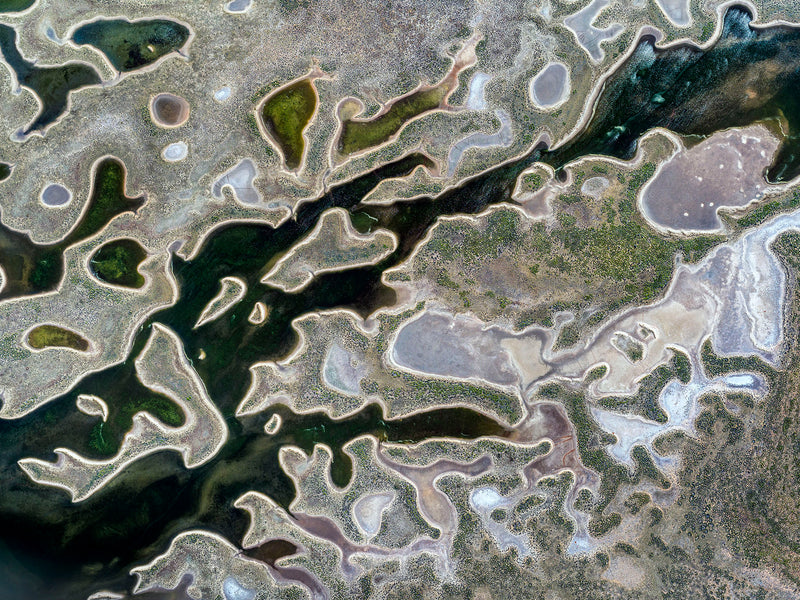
[1,5,800,599]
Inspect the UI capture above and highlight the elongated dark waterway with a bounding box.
[546,6,800,182]
[0,24,101,133]
[2,5,800,599]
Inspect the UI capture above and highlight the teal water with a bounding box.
[546,6,800,183]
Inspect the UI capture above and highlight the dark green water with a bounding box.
[546,6,800,183]
[0,162,10,182]
[0,24,101,133]
[71,18,190,72]
[0,158,144,300]
[0,394,507,598]
[0,0,35,12]
[90,238,147,288]
[3,5,800,599]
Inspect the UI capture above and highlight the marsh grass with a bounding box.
[27,324,89,351]
[338,84,449,155]
[260,79,317,170]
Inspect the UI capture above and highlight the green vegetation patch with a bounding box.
[700,21,715,42]
[27,324,89,351]
[548,162,718,303]
[338,84,449,155]
[538,383,669,518]
[88,392,186,456]
[597,349,691,423]
[72,18,190,72]
[90,238,147,288]
[588,512,621,537]
[522,172,543,191]
[733,189,800,231]
[65,158,145,246]
[260,79,317,170]
[624,491,650,515]
[381,370,524,425]
[700,339,775,380]
[0,157,143,301]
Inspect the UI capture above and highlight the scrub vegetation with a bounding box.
[597,349,691,423]
[403,156,721,340]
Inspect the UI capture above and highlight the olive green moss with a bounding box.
[338,84,448,155]
[585,365,608,383]
[522,172,543,191]
[490,508,508,522]
[27,324,89,351]
[65,158,145,247]
[259,79,317,170]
